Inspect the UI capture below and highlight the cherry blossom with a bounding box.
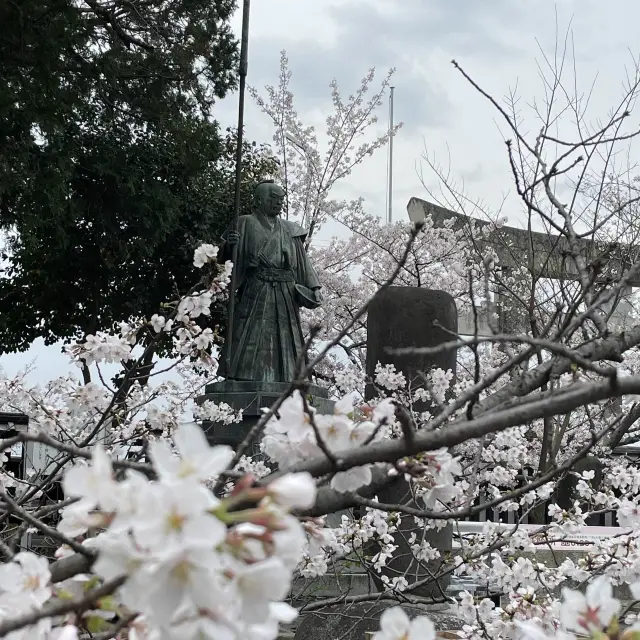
[559,576,620,635]
[150,314,167,333]
[266,473,317,509]
[148,421,234,484]
[372,607,436,640]
[49,426,316,640]
[193,243,219,268]
[0,553,51,605]
[262,391,394,493]
[62,445,119,511]
[2,45,640,640]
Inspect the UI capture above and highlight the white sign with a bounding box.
[8,443,23,459]
[453,521,631,551]
[24,441,58,477]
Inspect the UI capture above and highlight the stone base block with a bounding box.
[290,571,375,606]
[293,603,462,639]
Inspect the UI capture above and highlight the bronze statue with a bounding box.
[219,180,323,382]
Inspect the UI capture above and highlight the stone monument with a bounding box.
[365,287,458,599]
[198,180,333,452]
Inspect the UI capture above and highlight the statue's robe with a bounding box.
[218,213,321,382]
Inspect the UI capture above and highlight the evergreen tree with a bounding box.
[0,0,275,354]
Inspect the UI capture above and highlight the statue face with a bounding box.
[255,183,285,218]
[265,191,284,217]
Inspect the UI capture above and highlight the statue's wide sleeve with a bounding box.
[294,237,321,290]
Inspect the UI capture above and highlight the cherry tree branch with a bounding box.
[271,373,639,480]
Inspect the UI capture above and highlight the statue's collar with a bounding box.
[255,212,279,233]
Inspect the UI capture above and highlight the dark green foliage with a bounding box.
[0,0,276,352]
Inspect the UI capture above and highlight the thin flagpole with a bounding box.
[225,0,251,374]
[384,94,389,218]
[387,85,395,225]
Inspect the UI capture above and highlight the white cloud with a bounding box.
[220,0,640,232]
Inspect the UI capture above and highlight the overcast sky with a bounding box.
[3,0,640,386]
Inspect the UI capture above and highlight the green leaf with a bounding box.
[86,616,110,634]
[96,596,118,613]
[83,576,101,592]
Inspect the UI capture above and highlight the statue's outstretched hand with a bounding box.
[313,289,323,304]
[227,231,240,246]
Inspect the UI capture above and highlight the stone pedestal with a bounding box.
[197,380,334,454]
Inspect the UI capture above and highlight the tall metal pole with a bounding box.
[387,86,395,225]
[226,0,251,373]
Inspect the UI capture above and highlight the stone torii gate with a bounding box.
[406,197,636,336]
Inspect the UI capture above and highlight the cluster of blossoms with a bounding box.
[194,400,243,426]
[66,332,133,367]
[261,390,396,493]
[9,334,640,640]
[334,367,366,395]
[297,504,402,583]
[47,422,318,639]
[262,342,640,640]
[66,244,233,370]
[0,552,62,639]
[394,447,463,510]
[6,375,640,640]
[374,363,407,391]
[442,576,640,640]
[372,577,640,640]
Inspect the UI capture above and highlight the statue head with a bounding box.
[254,180,285,218]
